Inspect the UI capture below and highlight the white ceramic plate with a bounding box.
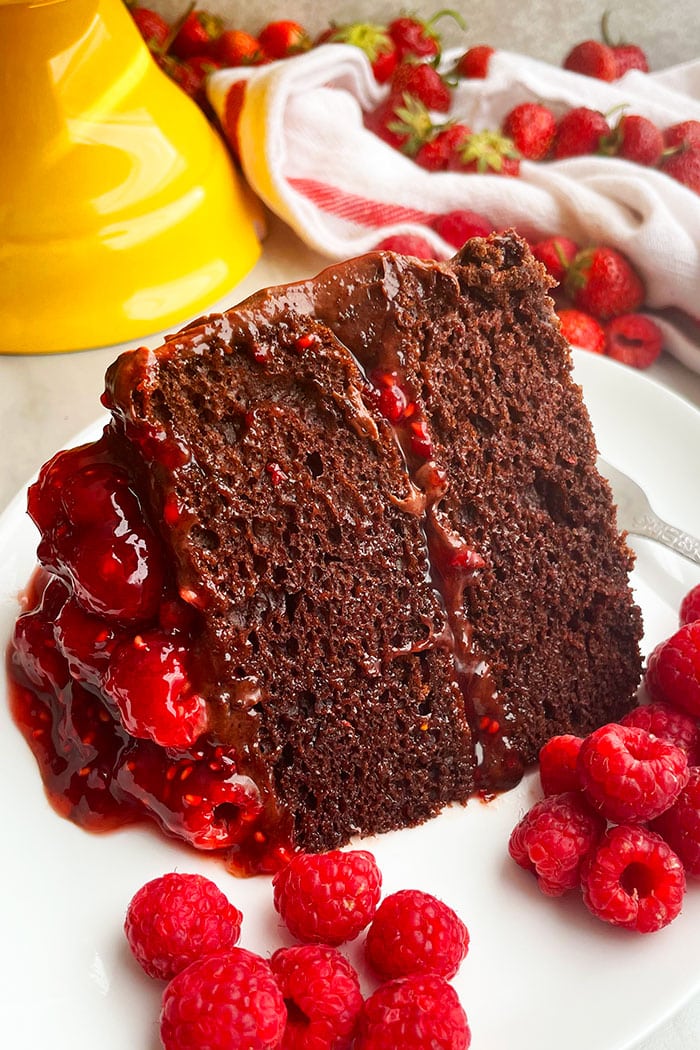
[1,350,699,1050]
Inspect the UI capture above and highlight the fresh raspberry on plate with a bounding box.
[580,825,686,932]
[270,944,363,1049]
[160,948,286,1050]
[605,313,663,369]
[273,849,382,944]
[645,621,700,717]
[577,722,689,822]
[124,872,243,980]
[354,973,470,1050]
[652,766,700,877]
[364,888,469,980]
[620,702,700,764]
[538,734,583,795]
[680,583,700,626]
[508,791,605,896]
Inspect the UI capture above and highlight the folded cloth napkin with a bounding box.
[208,44,700,370]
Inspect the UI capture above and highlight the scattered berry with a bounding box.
[213,28,264,66]
[104,629,208,749]
[605,313,663,369]
[530,236,579,283]
[270,944,363,1049]
[415,125,471,171]
[680,583,700,626]
[565,246,644,320]
[131,6,170,51]
[580,824,686,932]
[258,20,311,60]
[502,102,556,160]
[603,113,664,166]
[663,120,700,150]
[391,62,452,113]
[553,107,611,159]
[449,129,520,175]
[646,621,700,717]
[601,13,650,77]
[456,45,494,79]
[375,234,438,259]
[563,39,617,82]
[508,791,605,896]
[431,209,494,247]
[365,889,469,980]
[652,767,700,877]
[557,308,606,355]
[160,948,287,1050]
[577,722,689,823]
[273,849,382,944]
[621,702,700,764]
[388,11,464,63]
[538,734,583,795]
[355,973,471,1050]
[326,22,398,83]
[660,143,700,195]
[169,9,223,60]
[124,872,242,980]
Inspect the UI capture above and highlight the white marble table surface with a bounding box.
[2,215,700,1049]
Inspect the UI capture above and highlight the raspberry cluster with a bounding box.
[509,580,700,932]
[124,850,471,1050]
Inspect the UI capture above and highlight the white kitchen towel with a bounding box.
[208,44,700,370]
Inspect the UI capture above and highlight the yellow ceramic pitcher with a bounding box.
[0,0,261,353]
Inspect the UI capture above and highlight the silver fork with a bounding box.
[597,456,700,567]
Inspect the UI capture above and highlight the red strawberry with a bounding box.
[449,129,520,176]
[131,6,170,51]
[415,124,471,171]
[455,45,494,78]
[502,102,556,161]
[213,28,265,66]
[557,308,606,354]
[602,113,663,166]
[326,22,398,83]
[388,10,465,62]
[566,246,645,320]
[365,93,435,155]
[530,236,580,283]
[605,313,664,368]
[563,39,617,81]
[553,107,611,159]
[664,120,700,150]
[375,234,439,259]
[432,210,494,248]
[179,54,222,107]
[390,62,452,113]
[169,10,222,60]
[661,143,700,194]
[601,13,649,77]
[258,19,311,60]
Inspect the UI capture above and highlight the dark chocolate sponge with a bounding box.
[101,232,642,855]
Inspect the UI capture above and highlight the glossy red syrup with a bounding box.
[7,435,292,876]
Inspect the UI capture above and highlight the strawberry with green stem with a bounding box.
[565,246,645,320]
[449,129,521,176]
[388,10,466,62]
[324,21,398,83]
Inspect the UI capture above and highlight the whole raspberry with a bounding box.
[160,948,287,1050]
[645,621,700,717]
[680,583,700,626]
[652,767,700,877]
[273,850,382,944]
[124,872,243,980]
[578,722,689,822]
[508,791,605,896]
[581,825,686,932]
[538,734,583,795]
[269,944,363,1050]
[621,702,700,764]
[364,889,469,980]
[355,973,470,1050]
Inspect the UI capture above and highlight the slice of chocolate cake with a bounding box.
[9,233,642,873]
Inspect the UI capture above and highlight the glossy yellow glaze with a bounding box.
[0,0,260,353]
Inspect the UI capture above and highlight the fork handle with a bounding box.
[631,514,700,568]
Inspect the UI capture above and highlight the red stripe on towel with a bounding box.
[289,178,437,228]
